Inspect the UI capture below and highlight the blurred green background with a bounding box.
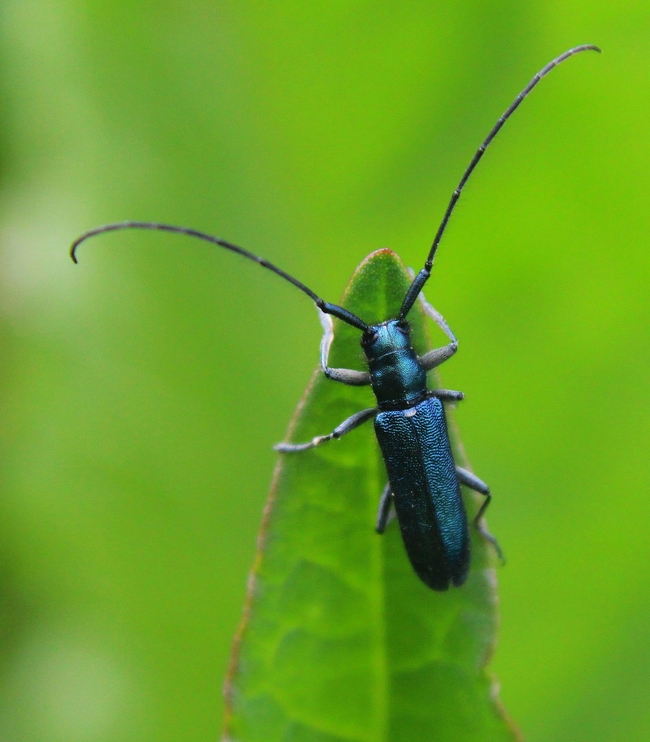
[0,2,646,741]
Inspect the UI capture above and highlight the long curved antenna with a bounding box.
[400,44,601,318]
[71,221,368,331]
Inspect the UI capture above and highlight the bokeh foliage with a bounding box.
[0,2,648,741]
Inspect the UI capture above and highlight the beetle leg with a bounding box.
[456,466,505,564]
[417,289,457,344]
[318,310,371,386]
[428,389,465,402]
[375,482,396,534]
[410,272,458,371]
[473,495,505,564]
[419,344,458,370]
[456,466,489,494]
[274,406,377,453]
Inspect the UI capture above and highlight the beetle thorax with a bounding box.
[361,320,427,409]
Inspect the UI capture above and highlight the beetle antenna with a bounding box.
[400,43,601,318]
[71,221,369,331]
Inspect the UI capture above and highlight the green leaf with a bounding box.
[223,250,521,742]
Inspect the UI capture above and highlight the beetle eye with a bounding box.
[361,330,379,347]
[397,320,410,334]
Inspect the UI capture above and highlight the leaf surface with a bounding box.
[224,250,520,742]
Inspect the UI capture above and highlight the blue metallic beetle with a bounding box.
[71,45,599,590]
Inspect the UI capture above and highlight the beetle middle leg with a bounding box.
[275,406,377,453]
[427,389,465,402]
[456,466,505,562]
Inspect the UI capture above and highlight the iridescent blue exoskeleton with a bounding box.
[71,45,599,590]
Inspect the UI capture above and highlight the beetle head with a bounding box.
[361,319,412,360]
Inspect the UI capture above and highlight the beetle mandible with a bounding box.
[71,44,600,590]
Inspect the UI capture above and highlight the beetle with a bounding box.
[71,45,599,590]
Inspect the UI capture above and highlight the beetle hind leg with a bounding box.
[456,466,489,494]
[473,495,505,564]
[456,466,505,564]
[375,482,395,534]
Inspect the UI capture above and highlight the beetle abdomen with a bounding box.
[374,397,469,590]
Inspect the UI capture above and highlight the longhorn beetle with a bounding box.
[71,45,600,590]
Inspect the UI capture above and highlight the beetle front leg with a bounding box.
[419,344,458,371]
[456,466,505,563]
[275,406,377,453]
[415,284,458,371]
[375,482,395,534]
[319,310,371,386]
